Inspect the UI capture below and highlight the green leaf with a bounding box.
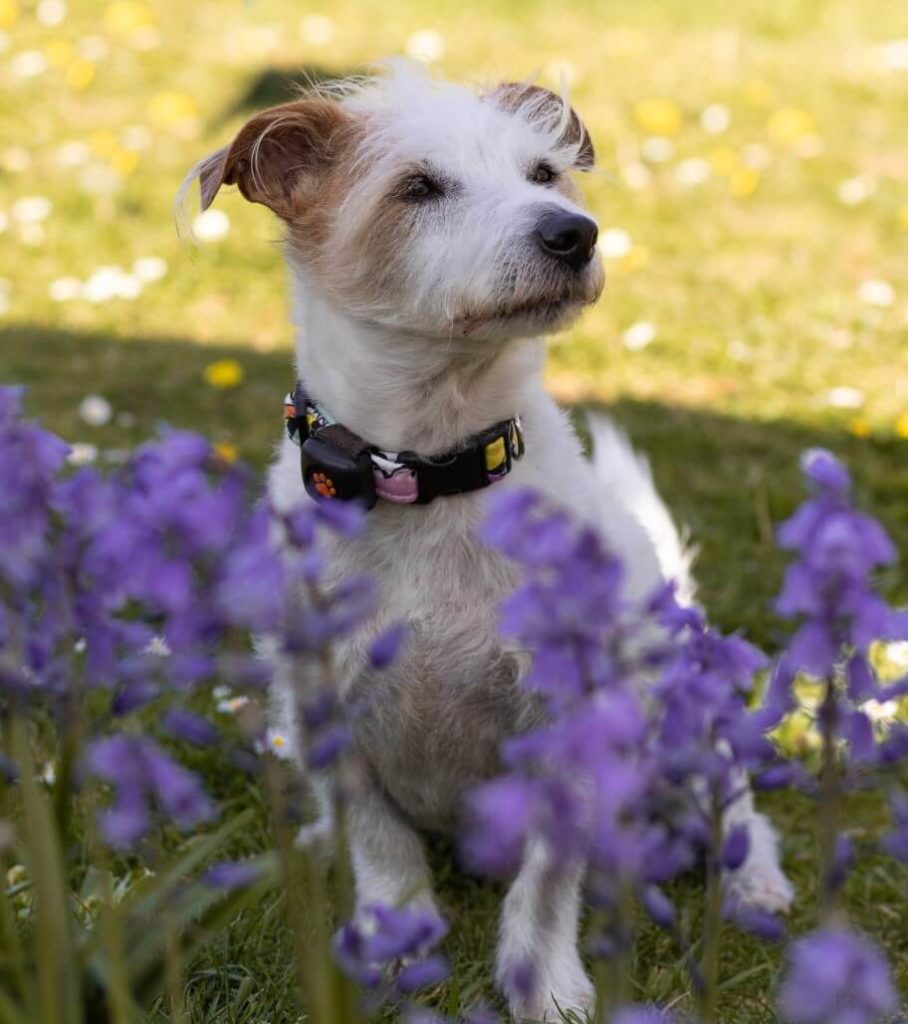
[11,718,83,1024]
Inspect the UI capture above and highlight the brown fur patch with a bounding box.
[488,82,595,170]
[200,98,357,223]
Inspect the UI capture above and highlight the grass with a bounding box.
[1,0,908,1020]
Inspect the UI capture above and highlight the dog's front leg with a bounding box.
[722,774,794,915]
[346,783,438,914]
[497,840,593,1022]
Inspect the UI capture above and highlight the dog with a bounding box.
[184,62,793,1021]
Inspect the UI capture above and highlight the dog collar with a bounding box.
[284,382,525,510]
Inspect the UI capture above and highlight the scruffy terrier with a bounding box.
[184,63,792,1021]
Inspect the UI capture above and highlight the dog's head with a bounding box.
[188,64,604,342]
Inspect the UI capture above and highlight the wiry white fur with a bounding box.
[187,62,792,1021]
[588,414,697,606]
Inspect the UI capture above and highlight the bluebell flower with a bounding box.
[334,902,449,999]
[778,927,896,1024]
[87,734,216,848]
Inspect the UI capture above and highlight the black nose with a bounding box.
[534,212,598,271]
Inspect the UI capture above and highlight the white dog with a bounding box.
[185,63,792,1021]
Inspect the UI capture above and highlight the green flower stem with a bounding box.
[817,678,841,923]
[699,786,725,1024]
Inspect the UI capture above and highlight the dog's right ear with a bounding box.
[195,98,352,220]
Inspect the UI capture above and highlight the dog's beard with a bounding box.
[455,260,604,338]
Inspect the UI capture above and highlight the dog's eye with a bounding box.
[529,162,557,185]
[399,174,443,201]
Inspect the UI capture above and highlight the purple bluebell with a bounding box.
[334,902,449,996]
[777,927,896,1024]
[87,734,215,847]
[204,861,262,890]
[611,1007,676,1024]
[162,708,219,747]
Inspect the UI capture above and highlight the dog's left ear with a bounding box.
[194,98,352,220]
[488,82,595,170]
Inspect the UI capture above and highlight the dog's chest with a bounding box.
[326,493,537,827]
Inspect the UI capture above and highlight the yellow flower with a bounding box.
[66,60,96,91]
[708,146,738,176]
[89,130,118,158]
[898,205,908,230]
[213,441,238,464]
[204,359,244,390]
[729,166,760,199]
[896,414,908,440]
[109,148,139,176]
[46,40,74,68]
[103,1,153,35]
[767,108,816,146]
[633,97,683,137]
[147,91,196,129]
[849,417,871,438]
[0,0,17,29]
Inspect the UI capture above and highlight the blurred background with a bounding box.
[0,0,906,639]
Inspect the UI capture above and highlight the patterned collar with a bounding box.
[284,382,524,510]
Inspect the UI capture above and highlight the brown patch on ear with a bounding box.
[199,98,353,219]
[489,82,595,170]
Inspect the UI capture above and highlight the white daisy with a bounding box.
[837,176,875,206]
[405,29,445,63]
[622,321,657,351]
[10,51,48,78]
[857,279,895,308]
[67,443,98,466]
[82,266,143,303]
[56,141,91,167]
[597,228,633,260]
[823,386,865,409]
[700,103,730,135]
[37,0,67,26]
[299,14,334,46]
[49,276,82,302]
[884,641,908,669]
[878,38,908,71]
[192,208,230,242]
[79,394,113,427]
[674,157,711,186]
[133,256,167,282]
[11,196,52,224]
[640,136,675,163]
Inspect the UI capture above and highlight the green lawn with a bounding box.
[1,0,907,1020]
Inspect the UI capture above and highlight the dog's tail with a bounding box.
[587,413,697,605]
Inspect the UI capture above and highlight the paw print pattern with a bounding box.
[311,471,337,498]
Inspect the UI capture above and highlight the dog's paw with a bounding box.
[724,812,795,915]
[501,959,594,1022]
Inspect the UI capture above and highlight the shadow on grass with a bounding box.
[220,63,362,122]
[2,321,906,646]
